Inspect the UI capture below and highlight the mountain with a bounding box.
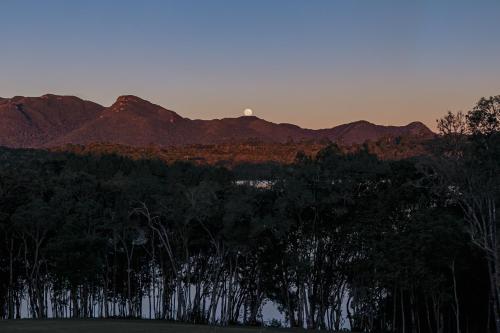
[0,94,434,148]
[0,94,104,148]
[316,120,433,144]
[49,95,194,147]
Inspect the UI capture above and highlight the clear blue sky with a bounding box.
[1,0,499,129]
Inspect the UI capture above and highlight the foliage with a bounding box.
[0,96,498,332]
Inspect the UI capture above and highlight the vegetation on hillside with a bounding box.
[0,96,499,332]
[49,133,430,168]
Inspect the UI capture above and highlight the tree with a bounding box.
[435,95,500,333]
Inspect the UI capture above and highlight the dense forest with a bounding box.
[49,132,429,167]
[0,96,499,333]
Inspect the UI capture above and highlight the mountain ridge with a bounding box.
[0,94,435,148]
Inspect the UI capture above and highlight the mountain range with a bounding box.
[0,94,434,148]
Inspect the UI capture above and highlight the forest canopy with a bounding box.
[1,95,499,333]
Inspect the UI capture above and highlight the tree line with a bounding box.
[0,96,499,332]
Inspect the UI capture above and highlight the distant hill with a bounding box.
[51,136,432,168]
[0,94,104,147]
[0,94,435,149]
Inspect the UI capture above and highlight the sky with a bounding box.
[1,0,499,130]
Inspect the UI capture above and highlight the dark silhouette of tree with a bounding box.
[434,95,500,333]
[0,98,497,333]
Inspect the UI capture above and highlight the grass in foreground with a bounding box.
[0,319,308,333]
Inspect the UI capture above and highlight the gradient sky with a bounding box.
[1,0,499,130]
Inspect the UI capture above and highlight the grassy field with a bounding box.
[0,319,308,333]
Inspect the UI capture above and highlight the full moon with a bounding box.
[243,108,253,116]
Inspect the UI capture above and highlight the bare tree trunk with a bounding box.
[8,238,14,319]
[401,289,406,333]
[393,288,398,333]
[451,260,461,333]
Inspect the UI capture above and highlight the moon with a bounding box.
[243,108,253,116]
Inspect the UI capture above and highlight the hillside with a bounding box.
[0,94,435,149]
[0,94,104,147]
